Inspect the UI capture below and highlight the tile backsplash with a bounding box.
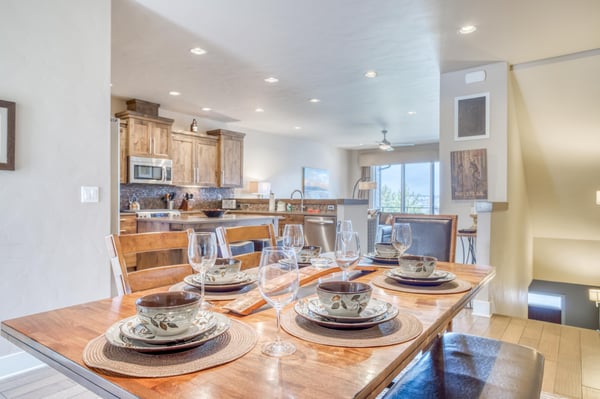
[120,184,234,211]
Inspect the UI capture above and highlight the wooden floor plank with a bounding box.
[484,314,511,339]
[539,322,562,363]
[519,319,544,350]
[501,317,527,343]
[580,329,600,390]
[542,360,558,394]
[555,326,582,399]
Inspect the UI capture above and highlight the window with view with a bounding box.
[372,162,439,214]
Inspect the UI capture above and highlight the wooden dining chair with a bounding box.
[389,214,458,262]
[105,229,194,295]
[215,224,277,270]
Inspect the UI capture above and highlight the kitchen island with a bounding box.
[136,214,281,233]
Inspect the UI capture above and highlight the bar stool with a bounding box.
[381,332,544,399]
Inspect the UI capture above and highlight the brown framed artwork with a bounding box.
[454,93,489,141]
[0,100,15,170]
[451,149,488,200]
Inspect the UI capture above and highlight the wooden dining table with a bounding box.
[1,261,494,399]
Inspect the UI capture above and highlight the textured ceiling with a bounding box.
[111,0,600,149]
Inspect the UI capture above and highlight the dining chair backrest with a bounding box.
[392,214,458,262]
[215,224,277,270]
[105,229,194,295]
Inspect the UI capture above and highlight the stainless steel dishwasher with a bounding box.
[303,216,336,252]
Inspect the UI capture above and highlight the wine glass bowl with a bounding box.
[282,224,305,255]
[391,223,412,256]
[257,247,300,357]
[334,231,361,281]
[187,232,218,310]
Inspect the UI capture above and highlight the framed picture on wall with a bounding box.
[0,99,16,171]
[302,167,330,199]
[451,149,488,200]
[454,93,489,141]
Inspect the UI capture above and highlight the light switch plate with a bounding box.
[81,186,99,203]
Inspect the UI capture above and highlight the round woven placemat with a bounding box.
[371,275,472,295]
[280,307,422,348]
[169,281,257,301]
[83,319,256,377]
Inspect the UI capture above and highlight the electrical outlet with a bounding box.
[327,205,335,211]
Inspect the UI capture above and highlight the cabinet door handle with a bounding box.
[221,170,225,185]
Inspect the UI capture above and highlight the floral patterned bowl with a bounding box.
[396,255,437,278]
[135,291,201,337]
[316,281,372,317]
[206,258,242,283]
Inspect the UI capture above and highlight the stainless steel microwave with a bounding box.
[129,156,173,185]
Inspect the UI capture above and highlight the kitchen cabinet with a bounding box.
[276,214,305,237]
[171,132,218,186]
[207,129,245,188]
[116,110,174,160]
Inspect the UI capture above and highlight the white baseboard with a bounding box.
[0,351,44,380]
[472,300,492,317]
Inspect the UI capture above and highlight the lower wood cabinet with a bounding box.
[119,214,137,268]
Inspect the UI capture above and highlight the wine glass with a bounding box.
[391,223,412,256]
[334,231,361,281]
[282,224,304,256]
[257,247,299,357]
[336,219,353,242]
[187,231,218,310]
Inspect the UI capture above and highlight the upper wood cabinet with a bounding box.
[116,110,174,159]
[207,129,245,188]
[171,132,218,187]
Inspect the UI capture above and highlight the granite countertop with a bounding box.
[228,210,337,217]
[136,214,283,225]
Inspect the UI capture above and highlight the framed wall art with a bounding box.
[0,100,15,171]
[451,149,488,200]
[302,167,330,199]
[454,92,489,141]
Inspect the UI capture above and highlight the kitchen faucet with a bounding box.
[290,189,304,211]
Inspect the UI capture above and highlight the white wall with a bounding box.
[439,62,509,229]
[112,99,352,199]
[0,0,112,359]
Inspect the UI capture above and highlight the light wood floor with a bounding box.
[452,309,600,399]
[1,310,598,399]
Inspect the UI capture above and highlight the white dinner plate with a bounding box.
[364,254,399,265]
[105,312,230,353]
[383,270,456,286]
[307,297,390,323]
[119,312,217,345]
[194,272,250,285]
[185,274,257,292]
[294,298,399,330]
[389,269,450,281]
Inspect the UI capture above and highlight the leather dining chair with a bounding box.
[388,214,458,262]
[215,224,278,270]
[105,229,194,295]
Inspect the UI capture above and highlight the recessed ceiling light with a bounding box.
[407,111,417,115]
[255,108,264,112]
[189,47,207,55]
[264,77,279,83]
[309,98,320,103]
[365,70,377,78]
[294,126,301,130]
[459,25,477,34]
[169,91,181,96]
[201,107,211,111]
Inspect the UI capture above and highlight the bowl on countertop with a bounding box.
[299,245,321,263]
[202,209,226,217]
[396,255,437,278]
[135,291,201,337]
[316,281,372,317]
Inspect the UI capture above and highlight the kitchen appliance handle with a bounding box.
[162,166,167,182]
[305,219,335,225]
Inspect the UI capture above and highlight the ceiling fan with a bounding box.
[377,130,394,151]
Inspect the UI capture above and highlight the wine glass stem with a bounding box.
[275,307,282,345]
[199,269,206,308]
[342,269,348,281]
